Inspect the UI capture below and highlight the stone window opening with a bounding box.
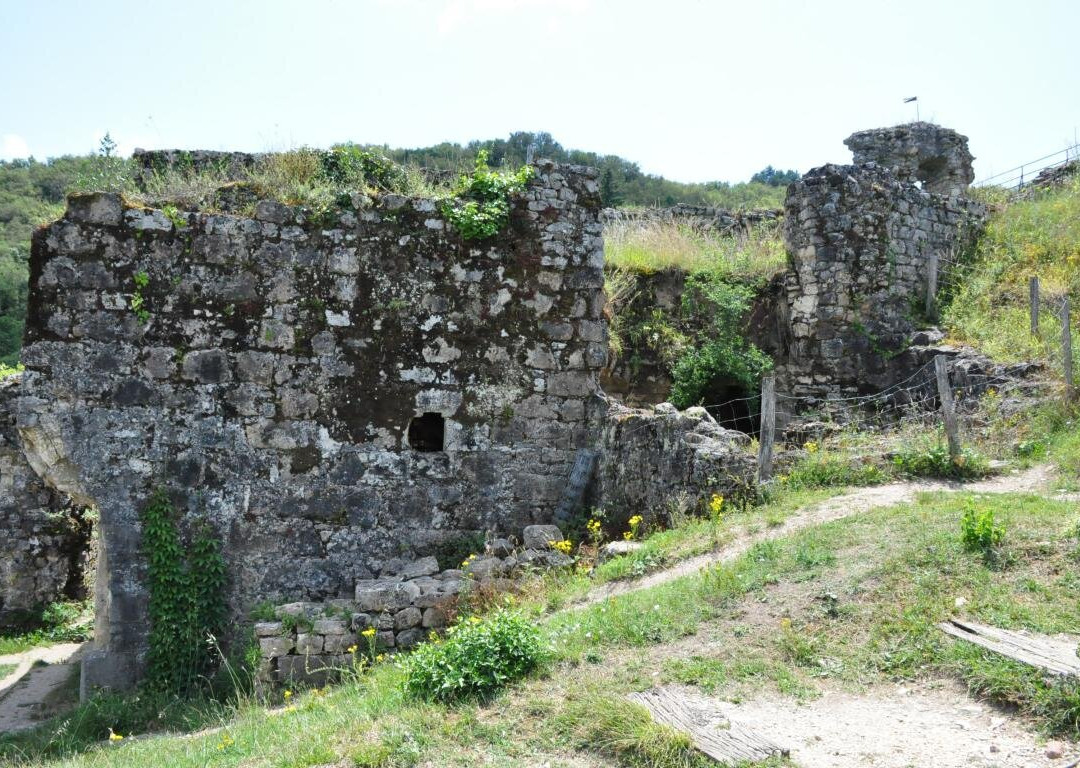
[407,412,445,452]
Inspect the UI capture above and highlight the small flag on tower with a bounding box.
[903,96,918,103]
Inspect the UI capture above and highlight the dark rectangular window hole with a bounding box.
[408,412,445,452]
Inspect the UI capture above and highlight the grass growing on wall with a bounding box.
[942,177,1080,365]
[604,218,787,282]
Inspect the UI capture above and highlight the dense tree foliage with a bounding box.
[0,135,794,364]
[379,131,790,210]
[0,156,97,365]
[749,165,799,187]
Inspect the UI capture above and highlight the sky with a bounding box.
[1,0,1078,184]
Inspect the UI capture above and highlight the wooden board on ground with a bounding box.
[628,686,788,765]
[940,619,1080,677]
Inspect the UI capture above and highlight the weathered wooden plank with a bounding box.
[935,355,961,460]
[757,376,776,484]
[628,687,787,765]
[940,619,1080,677]
[554,448,598,525]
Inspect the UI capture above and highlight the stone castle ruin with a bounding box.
[0,122,991,691]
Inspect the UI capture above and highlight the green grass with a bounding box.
[0,601,93,656]
[943,177,1080,366]
[0,663,15,678]
[5,480,1077,766]
[604,218,786,280]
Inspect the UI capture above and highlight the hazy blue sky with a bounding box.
[2,0,1078,183]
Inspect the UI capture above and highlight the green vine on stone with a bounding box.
[131,270,151,324]
[140,488,227,694]
[441,150,533,241]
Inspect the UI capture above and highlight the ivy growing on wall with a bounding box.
[441,150,533,240]
[139,488,226,694]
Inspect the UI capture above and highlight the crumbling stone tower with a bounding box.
[844,122,976,196]
[777,124,985,398]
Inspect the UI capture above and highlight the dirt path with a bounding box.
[0,642,84,733]
[584,464,1057,606]
[719,680,1074,767]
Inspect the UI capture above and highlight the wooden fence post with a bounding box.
[1030,276,1040,335]
[934,355,962,460]
[925,251,939,321]
[1063,297,1074,400]
[757,376,776,485]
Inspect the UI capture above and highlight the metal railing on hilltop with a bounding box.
[975,144,1080,191]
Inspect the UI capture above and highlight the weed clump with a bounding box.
[959,499,1005,555]
[401,609,545,702]
[441,150,533,241]
[892,438,990,479]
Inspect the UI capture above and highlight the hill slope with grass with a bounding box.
[943,178,1080,366]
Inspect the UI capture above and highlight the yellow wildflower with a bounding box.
[708,494,724,516]
[347,644,358,654]
[804,441,818,454]
[780,617,792,630]
[375,653,385,663]
[469,615,481,624]
[548,539,573,555]
[623,514,644,541]
[361,627,377,638]
[283,689,293,700]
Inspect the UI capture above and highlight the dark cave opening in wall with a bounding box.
[702,380,760,437]
[408,412,445,452]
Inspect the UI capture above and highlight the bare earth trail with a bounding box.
[584,464,1060,606]
[719,680,1070,768]
[0,642,84,733]
[579,463,1078,766]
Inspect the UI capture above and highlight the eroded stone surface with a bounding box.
[777,162,985,398]
[0,376,90,624]
[593,402,755,527]
[18,161,606,687]
[844,122,975,196]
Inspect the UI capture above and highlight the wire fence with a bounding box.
[974,144,1080,191]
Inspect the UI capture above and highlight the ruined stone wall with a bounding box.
[776,163,985,398]
[844,122,975,196]
[601,269,684,406]
[17,160,605,689]
[592,402,755,526]
[0,375,90,623]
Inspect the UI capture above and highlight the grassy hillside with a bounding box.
[943,178,1080,365]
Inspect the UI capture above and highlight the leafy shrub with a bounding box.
[441,150,533,240]
[669,272,772,408]
[960,500,1005,554]
[401,609,545,702]
[781,452,887,490]
[892,438,989,479]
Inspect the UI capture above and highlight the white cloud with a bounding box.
[0,134,31,161]
[437,0,589,36]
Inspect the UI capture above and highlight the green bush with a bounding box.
[441,150,533,241]
[892,438,990,479]
[401,609,545,702]
[960,500,1005,554]
[669,272,772,408]
[781,452,887,490]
